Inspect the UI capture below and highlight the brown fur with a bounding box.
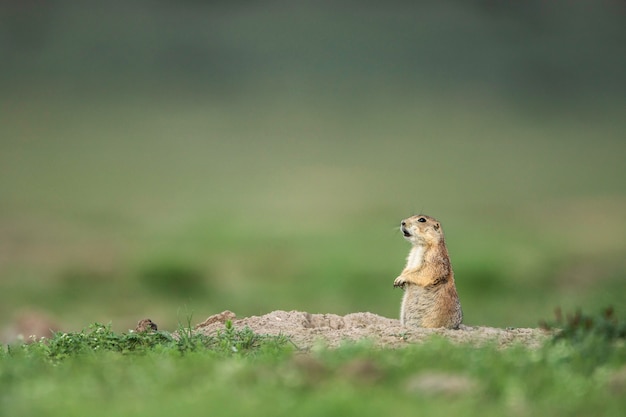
[393,215,462,329]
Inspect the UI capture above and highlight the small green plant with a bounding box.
[175,319,291,355]
[41,323,174,359]
[540,306,626,343]
[217,320,260,353]
[11,321,291,361]
[540,306,626,374]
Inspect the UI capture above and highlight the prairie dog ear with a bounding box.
[433,222,440,231]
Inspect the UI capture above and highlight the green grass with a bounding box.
[2,309,626,417]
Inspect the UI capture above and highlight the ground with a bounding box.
[193,310,548,349]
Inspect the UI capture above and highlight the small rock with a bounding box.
[135,318,158,333]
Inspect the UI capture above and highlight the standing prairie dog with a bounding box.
[393,215,462,329]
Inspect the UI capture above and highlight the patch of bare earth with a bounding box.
[194,310,548,349]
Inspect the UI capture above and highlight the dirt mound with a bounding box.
[194,310,548,349]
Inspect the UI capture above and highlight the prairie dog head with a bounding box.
[400,214,443,246]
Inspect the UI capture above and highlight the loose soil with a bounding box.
[194,310,549,350]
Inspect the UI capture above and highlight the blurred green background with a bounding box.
[1,0,625,336]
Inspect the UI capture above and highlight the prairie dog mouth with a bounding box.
[401,226,411,237]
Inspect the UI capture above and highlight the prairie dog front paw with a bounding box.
[393,276,407,289]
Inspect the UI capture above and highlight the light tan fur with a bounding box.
[393,214,462,329]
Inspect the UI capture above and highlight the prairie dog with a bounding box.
[393,215,462,329]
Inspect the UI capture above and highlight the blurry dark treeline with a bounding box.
[2,0,625,105]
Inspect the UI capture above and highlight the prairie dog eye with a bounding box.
[418,217,426,223]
